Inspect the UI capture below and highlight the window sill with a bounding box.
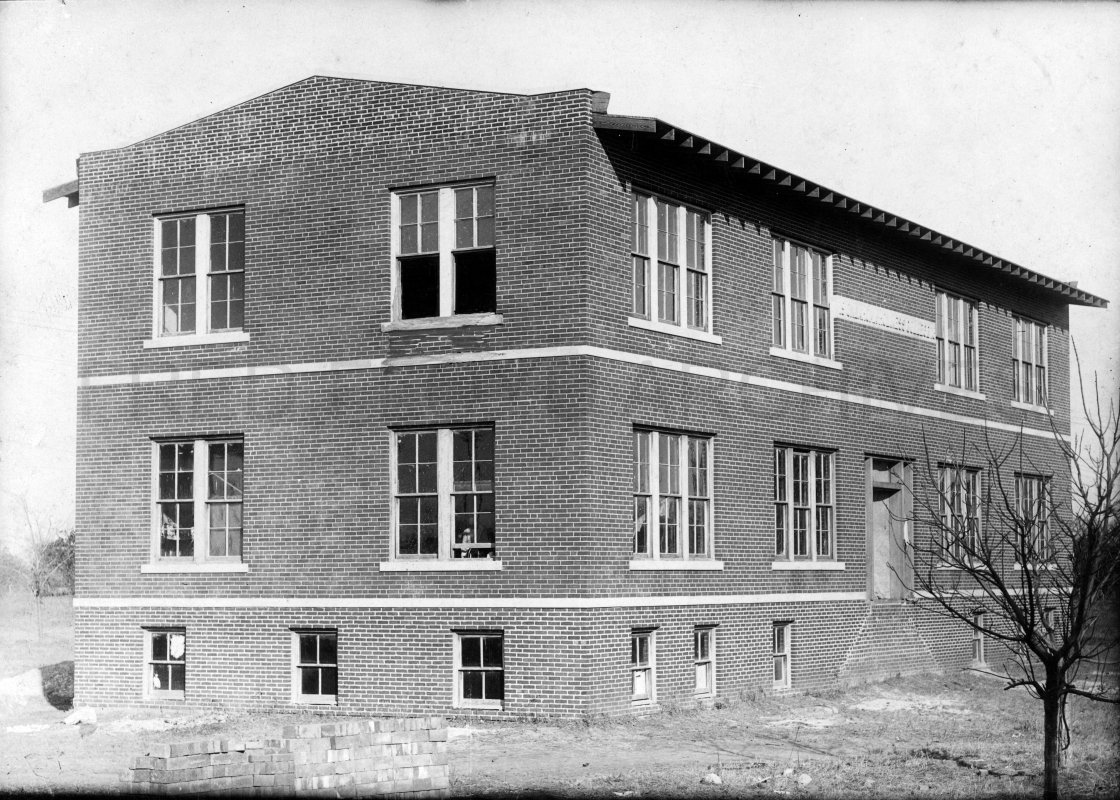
[934,383,986,401]
[143,331,250,348]
[379,560,503,572]
[147,692,185,702]
[771,561,845,571]
[768,347,843,370]
[628,316,723,344]
[628,560,724,571]
[381,313,503,333]
[294,696,338,706]
[1013,562,1057,571]
[457,701,503,711]
[141,562,248,573]
[1011,400,1052,415]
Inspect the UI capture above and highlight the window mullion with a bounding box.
[437,429,453,559]
[438,189,455,317]
[193,439,207,563]
[782,242,792,350]
[195,214,211,333]
[646,196,658,322]
[649,433,661,561]
[679,437,690,561]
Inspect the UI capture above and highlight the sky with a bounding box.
[1,0,1118,551]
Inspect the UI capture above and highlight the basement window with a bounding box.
[455,631,504,709]
[631,629,656,704]
[773,622,792,690]
[694,626,715,697]
[391,184,498,326]
[293,630,338,704]
[146,629,186,700]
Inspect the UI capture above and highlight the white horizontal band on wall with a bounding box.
[73,591,868,610]
[78,344,1061,440]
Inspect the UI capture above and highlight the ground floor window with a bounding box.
[773,622,791,689]
[694,626,715,696]
[293,630,338,704]
[147,629,186,699]
[631,629,656,704]
[456,631,504,709]
[972,612,986,664]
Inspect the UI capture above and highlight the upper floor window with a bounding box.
[392,184,495,321]
[1012,316,1048,407]
[631,192,712,334]
[633,429,713,561]
[393,426,495,560]
[936,291,979,392]
[771,237,832,359]
[154,209,245,340]
[1017,473,1051,561]
[773,446,834,560]
[155,438,244,564]
[938,464,981,560]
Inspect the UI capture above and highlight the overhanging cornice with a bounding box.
[593,112,1107,309]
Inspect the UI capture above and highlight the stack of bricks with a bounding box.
[119,717,449,797]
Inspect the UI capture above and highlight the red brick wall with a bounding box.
[74,77,1081,716]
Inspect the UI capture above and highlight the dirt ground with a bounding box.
[1,595,1117,797]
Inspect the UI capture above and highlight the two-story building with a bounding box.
[51,76,1106,718]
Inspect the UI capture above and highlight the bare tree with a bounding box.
[903,370,1119,800]
[17,495,75,638]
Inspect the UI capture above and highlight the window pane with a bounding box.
[169,664,185,692]
[320,667,338,696]
[299,635,317,664]
[301,666,319,695]
[461,637,481,667]
[400,255,440,319]
[462,670,483,699]
[454,249,496,315]
[484,671,504,700]
[152,633,168,661]
[482,636,502,668]
[319,634,337,665]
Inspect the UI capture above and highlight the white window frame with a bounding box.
[145,208,250,348]
[1012,315,1049,409]
[935,290,981,396]
[773,446,835,562]
[453,631,504,710]
[630,629,656,705]
[938,464,982,562]
[144,628,186,701]
[629,190,719,344]
[292,629,338,705]
[146,438,247,573]
[694,626,716,697]
[631,429,716,566]
[387,182,501,329]
[388,426,500,566]
[772,622,792,690]
[770,235,837,366]
[1016,473,1052,562]
[971,612,987,665]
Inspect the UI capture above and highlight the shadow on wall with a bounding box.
[40,660,73,711]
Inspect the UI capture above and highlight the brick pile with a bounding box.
[120,716,449,797]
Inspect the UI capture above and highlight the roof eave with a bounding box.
[43,179,79,207]
[593,113,1108,310]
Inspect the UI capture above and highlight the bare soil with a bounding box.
[1,593,1116,797]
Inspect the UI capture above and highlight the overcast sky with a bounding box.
[1,0,1118,549]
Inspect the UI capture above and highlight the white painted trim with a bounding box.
[768,347,843,371]
[628,560,724,571]
[141,562,249,573]
[770,561,846,571]
[381,313,503,333]
[73,591,869,610]
[1011,400,1052,416]
[379,560,502,572]
[628,316,722,344]
[1013,562,1058,571]
[78,344,1062,441]
[143,331,250,348]
[934,383,987,401]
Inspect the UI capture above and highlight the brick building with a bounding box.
[49,77,1107,718]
